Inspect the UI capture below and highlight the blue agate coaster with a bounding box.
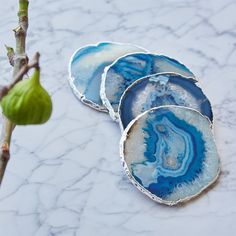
[120,106,220,206]
[119,73,213,129]
[69,42,146,112]
[101,53,196,119]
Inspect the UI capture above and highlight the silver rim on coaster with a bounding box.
[119,105,220,206]
[100,52,197,121]
[68,41,148,112]
[117,72,213,132]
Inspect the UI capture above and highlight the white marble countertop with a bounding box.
[0,0,235,235]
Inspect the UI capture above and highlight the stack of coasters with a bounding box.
[68,42,220,206]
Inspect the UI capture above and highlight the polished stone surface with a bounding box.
[119,73,213,129]
[101,53,195,120]
[69,42,145,111]
[0,0,235,235]
[121,106,220,205]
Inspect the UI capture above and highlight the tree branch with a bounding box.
[0,0,29,186]
[9,52,40,90]
[0,52,40,99]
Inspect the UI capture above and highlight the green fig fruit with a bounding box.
[1,68,52,125]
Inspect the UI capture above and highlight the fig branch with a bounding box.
[0,53,40,99]
[0,0,30,185]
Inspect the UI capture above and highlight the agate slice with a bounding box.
[120,106,220,206]
[69,42,146,111]
[101,53,195,119]
[119,73,213,129]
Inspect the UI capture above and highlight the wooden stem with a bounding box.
[0,0,29,186]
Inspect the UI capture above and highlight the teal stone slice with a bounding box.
[68,42,146,112]
[118,73,213,130]
[101,53,195,119]
[120,106,220,206]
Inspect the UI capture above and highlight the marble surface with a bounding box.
[0,0,235,235]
